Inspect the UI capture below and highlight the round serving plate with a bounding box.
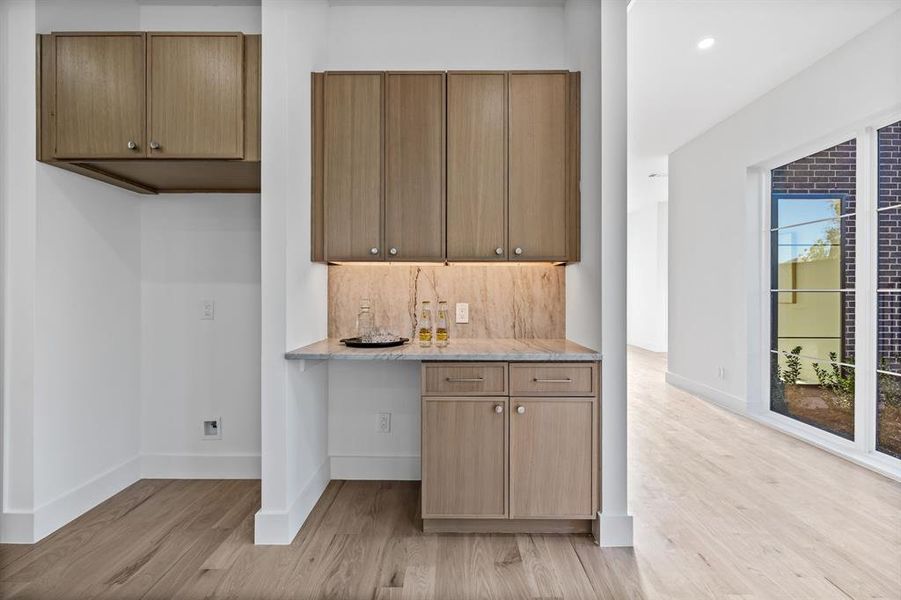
[339,337,409,348]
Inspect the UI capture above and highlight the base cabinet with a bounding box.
[510,398,595,518]
[421,361,598,532]
[421,397,507,519]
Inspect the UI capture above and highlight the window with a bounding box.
[770,141,856,439]
[767,119,901,466]
[877,120,901,459]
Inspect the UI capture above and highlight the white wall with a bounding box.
[140,196,261,477]
[668,12,901,412]
[1,0,263,543]
[627,156,668,352]
[325,3,564,69]
[33,166,142,531]
[2,0,39,543]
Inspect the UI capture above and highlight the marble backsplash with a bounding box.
[328,264,565,340]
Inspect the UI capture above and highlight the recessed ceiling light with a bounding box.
[697,37,716,50]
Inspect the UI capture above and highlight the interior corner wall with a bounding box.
[668,11,901,413]
[139,195,262,479]
[564,0,602,352]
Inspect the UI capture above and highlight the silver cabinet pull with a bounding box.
[516,405,525,415]
[494,404,503,414]
[127,140,137,150]
[495,247,503,255]
[446,377,484,383]
[514,247,523,256]
[533,377,573,383]
[389,247,398,256]
[369,247,379,255]
[149,141,160,150]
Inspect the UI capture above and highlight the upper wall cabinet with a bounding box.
[147,33,245,159]
[38,32,261,194]
[312,70,581,263]
[385,72,446,261]
[53,33,146,159]
[446,72,507,261]
[322,72,385,261]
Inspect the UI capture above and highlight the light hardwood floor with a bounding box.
[2,347,899,599]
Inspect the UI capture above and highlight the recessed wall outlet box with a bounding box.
[201,299,215,320]
[377,412,391,433]
[202,418,222,440]
[455,302,469,324]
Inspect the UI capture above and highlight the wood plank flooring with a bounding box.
[2,347,899,599]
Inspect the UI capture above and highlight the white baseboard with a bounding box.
[1,456,141,544]
[596,512,633,547]
[141,453,261,479]
[0,512,35,545]
[329,455,420,480]
[665,370,746,413]
[255,459,330,545]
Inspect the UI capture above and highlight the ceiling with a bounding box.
[629,0,901,169]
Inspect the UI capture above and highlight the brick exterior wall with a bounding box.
[770,123,901,373]
[771,139,856,363]
[878,121,901,372]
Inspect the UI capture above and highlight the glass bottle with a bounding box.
[418,301,433,347]
[436,300,449,347]
[356,298,374,341]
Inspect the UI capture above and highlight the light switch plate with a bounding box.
[201,299,215,320]
[455,303,469,324]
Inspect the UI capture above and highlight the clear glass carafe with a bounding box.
[356,298,374,340]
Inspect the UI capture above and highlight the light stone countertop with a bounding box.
[285,338,601,362]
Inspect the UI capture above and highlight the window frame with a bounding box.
[753,110,901,478]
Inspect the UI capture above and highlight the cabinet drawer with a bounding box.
[509,362,597,396]
[422,363,508,396]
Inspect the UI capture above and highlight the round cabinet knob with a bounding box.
[516,405,525,415]
[514,247,523,256]
[494,405,503,414]
[369,247,379,255]
[149,141,160,150]
[127,140,137,150]
[495,247,503,256]
[389,247,398,256]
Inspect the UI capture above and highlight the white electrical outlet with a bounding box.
[377,412,391,433]
[455,302,469,324]
[201,299,215,320]
[717,367,726,380]
[202,418,222,440]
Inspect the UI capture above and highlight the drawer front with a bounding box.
[422,363,508,396]
[509,362,597,396]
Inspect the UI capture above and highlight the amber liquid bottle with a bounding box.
[436,300,449,347]
[418,301,433,347]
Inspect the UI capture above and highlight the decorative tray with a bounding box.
[339,337,409,348]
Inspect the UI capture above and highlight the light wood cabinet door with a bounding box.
[422,397,507,518]
[385,73,445,261]
[324,73,384,261]
[147,33,244,159]
[53,33,146,159]
[446,73,507,261]
[510,398,595,518]
[508,73,568,261]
